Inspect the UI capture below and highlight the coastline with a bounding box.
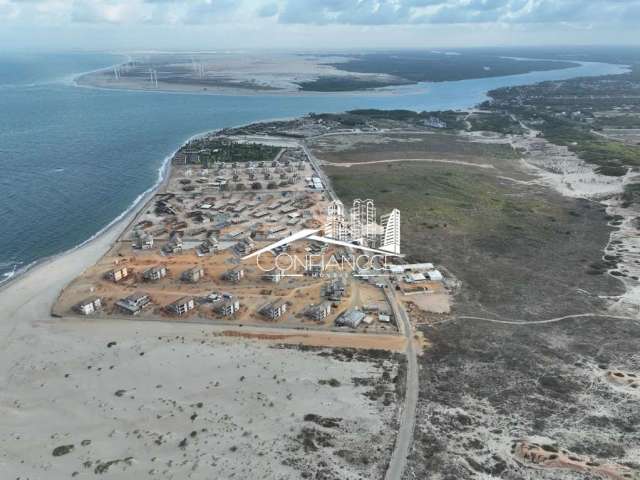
[1,57,634,310]
[0,112,301,292]
[0,129,190,293]
[73,60,628,99]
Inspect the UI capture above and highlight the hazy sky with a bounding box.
[1,0,640,51]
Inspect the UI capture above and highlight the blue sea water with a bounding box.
[0,52,629,284]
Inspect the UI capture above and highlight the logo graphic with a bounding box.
[324,199,401,255]
[243,199,402,278]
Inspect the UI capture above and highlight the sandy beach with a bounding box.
[0,132,404,479]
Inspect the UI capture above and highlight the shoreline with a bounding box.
[73,60,628,99]
[0,116,299,293]
[1,57,634,309]
[0,129,196,293]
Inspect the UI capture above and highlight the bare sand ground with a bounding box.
[0,154,401,479]
[1,317,399,479]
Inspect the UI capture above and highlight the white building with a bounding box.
[261,299,288,320]
[306,301,332,321]
[106,266,128,283]
[168,297,195,316]
[325,200,347,241]
[135,233,154,250]
[336,309,365,328]
[350,199,377,247]
[75,297,102,315]
[143,265,167,281]
[380,209,401,255]
[214,296,241,316]
[116,292,151,315]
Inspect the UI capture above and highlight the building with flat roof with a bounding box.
[222,266,244,283]
[335,309,365,328]
[116,292,151,315]
[260,299,287,320]
[305,264,323,278]
[234,239,256,256]
[427,269,444,281]
[105,266,128,283]
[214,296,241,316]
[387,263,434,274]
[167,297,195,316]
[135,233,154,250]
[75,297,102,315]
[263,269,285,283]
[182,266,204,283]
[306,301,332,321]
[325,279,346,299]
[404,272,427,284]
[163,232,183,254]
[143,265,167,281]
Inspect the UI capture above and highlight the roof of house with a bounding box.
[337,309,365,326]
[185,266,204,274]
[169,296,194,307]
[78,297,101,306]
[124,292,149,302]
[145,265,165,273]
[264,299,287,311]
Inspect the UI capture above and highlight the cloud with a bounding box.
[275,0,640,25]
[3,0,640,27]
[257,2,278,17]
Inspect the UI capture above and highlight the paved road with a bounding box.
[384,282,419,480]
[301,142,338,202]
[301,141,419,479]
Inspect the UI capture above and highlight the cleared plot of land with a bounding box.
[54,140,398,337]
[321,133,622,321]
[0,319,403,480]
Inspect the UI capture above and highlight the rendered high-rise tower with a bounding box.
[325,200,347,241]
[379,209,401,255]
[350,198,376,247]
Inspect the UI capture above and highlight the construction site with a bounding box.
[53,135,449,337]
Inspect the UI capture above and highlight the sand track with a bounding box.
[458,312,638,325]
[321,157,495,169]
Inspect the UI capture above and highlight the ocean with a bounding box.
[0,52,628,284]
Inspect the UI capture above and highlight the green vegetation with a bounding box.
[594,114,640,130]
[621,183,640,207]
[326,159,619,319]
[310,132,519,171]
[310,109,467,130]
[328,162,563,238]
[180,138,281,167]
[537,116,640,172]
[485,66,640,174]
[467,112,525,135]
[297,76,409,92]
[323,52,577,84]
